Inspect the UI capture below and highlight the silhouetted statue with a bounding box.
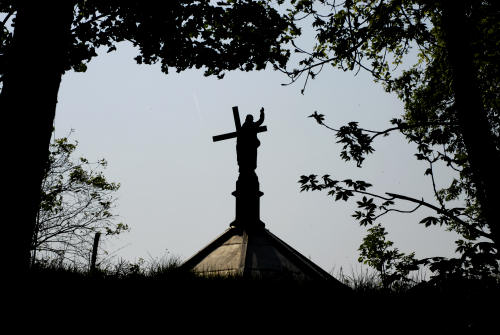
[212,107,267,167]
[212,106,267,228]
[237,108,265,173]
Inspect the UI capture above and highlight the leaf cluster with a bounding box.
[358,224,417,289]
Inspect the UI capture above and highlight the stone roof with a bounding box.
[181,224,338,281]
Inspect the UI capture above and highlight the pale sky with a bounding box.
[55,41,460,275]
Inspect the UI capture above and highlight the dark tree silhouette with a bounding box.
[0,1,293,273]
[285,0,499,278]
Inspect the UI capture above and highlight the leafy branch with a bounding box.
[308,111,456,167]
[299,173,492,240]
[279,0,436,93]
[32,132,128,269]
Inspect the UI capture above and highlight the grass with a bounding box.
[10,257,498,332]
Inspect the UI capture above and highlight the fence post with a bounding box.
[90,232,101,273]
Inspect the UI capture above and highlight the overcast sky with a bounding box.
[54,40,461,275]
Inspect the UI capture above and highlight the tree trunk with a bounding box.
[1,2,74,274]
[441,0,500,254]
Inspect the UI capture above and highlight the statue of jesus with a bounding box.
[236,107,265,173]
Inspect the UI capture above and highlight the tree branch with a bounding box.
[71,13,111,32]
[1,10,14,29]
[374,202,423,220]
[385,192,492,239]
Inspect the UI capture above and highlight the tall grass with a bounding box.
[330,265,431,294]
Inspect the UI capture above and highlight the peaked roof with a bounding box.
[181,225,337,281]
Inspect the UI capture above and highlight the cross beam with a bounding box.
[213,106,267,142]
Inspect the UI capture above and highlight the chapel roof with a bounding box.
[181,223,344,282]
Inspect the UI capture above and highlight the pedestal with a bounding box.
[230,171,265,229]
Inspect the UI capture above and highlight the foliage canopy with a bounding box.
[1,0,294,81]
[289,0,500,280]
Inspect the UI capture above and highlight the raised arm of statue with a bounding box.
[255,107,265,127]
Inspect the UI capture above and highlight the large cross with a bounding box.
[212,106,267,142]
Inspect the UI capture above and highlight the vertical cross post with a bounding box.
[232,106,241,131]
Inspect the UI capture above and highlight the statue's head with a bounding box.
[245,115,254,124]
